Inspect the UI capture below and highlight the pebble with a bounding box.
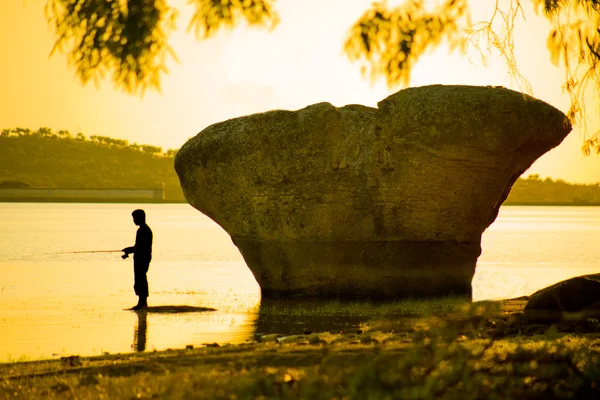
[259,333,281,343]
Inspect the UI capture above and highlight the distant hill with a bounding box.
[1,127,600,205]
[0,127,185,202]
[505,174,600,205]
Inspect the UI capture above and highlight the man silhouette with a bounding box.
[122,209,153,310]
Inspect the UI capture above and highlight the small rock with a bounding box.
[382,334,407,344]
[330,338,348,345]
[277,335,306,344]
[360,336,379,345]
[308,335,322,345]
[259,333,280,343]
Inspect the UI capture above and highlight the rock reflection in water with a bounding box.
[253,298,374,337]
[252,296,473,338]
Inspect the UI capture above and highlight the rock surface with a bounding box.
[524,274,600,322]
[175,85,572,298]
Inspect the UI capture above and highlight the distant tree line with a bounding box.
[505,174,600,205]
[1,127,600,205]
[1,127,177,157]
[0,127,184,201]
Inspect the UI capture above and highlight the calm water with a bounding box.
[1,203,599,362]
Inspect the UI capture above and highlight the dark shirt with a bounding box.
[132,224,153,261]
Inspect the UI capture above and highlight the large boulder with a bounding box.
[524,274,600,322]
[175,85,571,298]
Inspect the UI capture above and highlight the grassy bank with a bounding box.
[2,298,600,399]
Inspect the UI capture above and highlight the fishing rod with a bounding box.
[55,250,124,254]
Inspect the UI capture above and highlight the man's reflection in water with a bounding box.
[133,310,148,352]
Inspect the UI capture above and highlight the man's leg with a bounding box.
[133,261,150,309]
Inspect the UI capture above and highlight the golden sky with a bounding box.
[1,0,599,183]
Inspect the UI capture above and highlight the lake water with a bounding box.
[1,203,599,362]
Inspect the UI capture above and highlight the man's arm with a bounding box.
[122,246,135,255]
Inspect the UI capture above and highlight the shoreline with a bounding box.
[3,297,528,364]
[2,298,600,399]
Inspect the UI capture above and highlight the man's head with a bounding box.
[132,209,146,226]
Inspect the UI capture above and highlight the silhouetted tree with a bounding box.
[13,127,30,137]
[35,127,54,137]
[165,148,177,157]
[96,136,111,146]
[57,129,71,139]
[129,143,142,152]
[141,145,162,155]
[43,0,600,151]
[113,139,129,148]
